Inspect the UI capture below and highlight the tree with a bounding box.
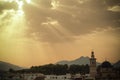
[9,68,15,73]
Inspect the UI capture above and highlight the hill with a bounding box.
[0,61,24,71]
[56,56,100,66]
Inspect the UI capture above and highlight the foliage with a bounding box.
[17,64,89,75]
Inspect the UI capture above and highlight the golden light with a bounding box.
[17,10,24,15]
[26,0,31,4]
[0,0,27,38]
[51,0,59,9]
[15,0,24,15]
[4,0,14,3]
[16,0,24,10]
[0,0,35,38]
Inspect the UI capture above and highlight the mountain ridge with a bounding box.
[56,56,101,66]
[0,61,24,71]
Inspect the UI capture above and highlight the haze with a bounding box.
[0,0,120,67]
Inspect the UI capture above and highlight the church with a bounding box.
[89,51,97,78]
[89,51,120,80]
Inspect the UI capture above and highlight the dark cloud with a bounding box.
[1,0,120,43]
[0,1,18,13]
[105,0,120,6]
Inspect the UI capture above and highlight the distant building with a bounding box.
[45,74,72,80]
[22,73,45,80]
[96,61,119,80]
[90,51,97,78]
[2,51,119,80]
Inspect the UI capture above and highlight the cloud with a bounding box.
[0,0,120,66]
[0,1,18,13]
[1,0,120,43]
[108,6,120,12]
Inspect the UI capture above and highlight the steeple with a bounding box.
[91,51,95,58]
[90,50,97,78]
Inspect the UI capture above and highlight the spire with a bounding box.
[90,50,97,77]
[91,50,95,58]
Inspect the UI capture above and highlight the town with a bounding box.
[0,51,120,80]
[0,0,120,80]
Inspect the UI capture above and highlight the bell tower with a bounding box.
[90,51,97,78]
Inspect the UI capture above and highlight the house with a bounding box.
[45,74,72,80]
[22,73,45,80]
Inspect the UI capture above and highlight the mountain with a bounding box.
[56,56,100,66]
[114,60,120,68]
[0,61,24,71]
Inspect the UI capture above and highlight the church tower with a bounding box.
[90,51,97,78]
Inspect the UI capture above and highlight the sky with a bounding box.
[0,0,120,67]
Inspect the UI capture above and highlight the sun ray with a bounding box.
[51,0,60,9]
[41,17,73,42]
[26,0,31,4]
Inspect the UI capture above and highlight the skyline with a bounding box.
[0,0,120,67]
[0,53,119,68]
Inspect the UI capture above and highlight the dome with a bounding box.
[101,61,112,68]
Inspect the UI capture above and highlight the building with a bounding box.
[45,74,72,80]
[89,51,97,78]
[96,61,119,80]
[22,73,45,80]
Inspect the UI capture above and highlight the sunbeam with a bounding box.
[0,0,120,67]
